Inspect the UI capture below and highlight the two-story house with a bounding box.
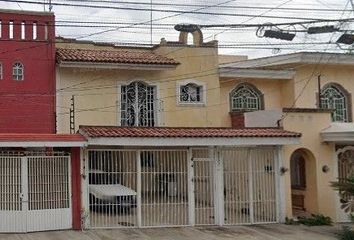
[219,52,354,223]
[55,31,300,229]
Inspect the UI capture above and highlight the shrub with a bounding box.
[297,214,332,226]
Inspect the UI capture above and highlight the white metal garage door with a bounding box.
[86,147,279,228]
[0,152,72,233]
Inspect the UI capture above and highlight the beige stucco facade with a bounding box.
[56,34,354,223]
[56,37,224,133]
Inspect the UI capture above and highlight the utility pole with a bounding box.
[318,75,322,108]
[70,95,75,134]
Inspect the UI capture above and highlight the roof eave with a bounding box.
[58,61,178,71]
[84,136,300,147]
[219,68,295,80]
[220,52,354,69]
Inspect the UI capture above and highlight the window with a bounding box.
[9,21,13,39]
[121,81,156,127]
[230,83,263,112]
[33,22,37,40]
[179,83,203,103]
[290,155,306,189]
[21,21,25,40]
[320,83,350,122]
[12,62,24,81]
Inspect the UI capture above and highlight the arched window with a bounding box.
[230,83,263,112]
[121,81,156,127]
[320,83,350,122]
[12,62,24,81]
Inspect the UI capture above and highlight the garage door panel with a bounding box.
[88,150,137,228]
[0,153,71,233]
[251,148,277,223]
[222,147,277,225]
[193,148,216,225]
[141,150,188,227]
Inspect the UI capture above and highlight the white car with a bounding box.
[89,170,137,213]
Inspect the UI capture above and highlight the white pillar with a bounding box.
[187,148,195,226]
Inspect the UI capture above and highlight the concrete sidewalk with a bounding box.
[0,224,343,240]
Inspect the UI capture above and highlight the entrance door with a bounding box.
[0,155,25,232]
[223,148,277,225]
[192,148,216,225]
[0,153,72,233]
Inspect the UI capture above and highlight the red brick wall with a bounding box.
[230,112,245,128]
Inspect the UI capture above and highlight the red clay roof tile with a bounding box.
[56,48,179,65]
[79,126,301,138]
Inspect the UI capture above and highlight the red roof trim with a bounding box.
[0,134,86,142]
[79,126,301,138]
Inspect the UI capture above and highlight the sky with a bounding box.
[0,0,353,58]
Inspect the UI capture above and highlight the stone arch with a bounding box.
[178,28,204,46]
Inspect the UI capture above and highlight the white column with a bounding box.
[276,146,286,223]
[214,147,224,226]
[187,148,195,226]
[21,156,28,232]
[136,150,142,227]
[81,148,90,229]
[248,148,254,224]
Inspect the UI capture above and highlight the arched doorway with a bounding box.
[290,148,318,217]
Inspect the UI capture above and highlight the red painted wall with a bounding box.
[0,10,55,133]
[71,147,82,230]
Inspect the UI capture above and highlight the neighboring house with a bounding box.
[219,52,354,222]
[0,10,86,233]
[0,9,56,133]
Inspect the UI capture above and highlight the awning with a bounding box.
[79,126,301,147]
[321,123,354,143]
[0,134,87,147]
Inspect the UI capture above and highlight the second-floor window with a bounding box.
[180,83,203,103]
[320,83,350,122]
[13,62,24,81]
[121,81,156,127]
[230,83,263,112]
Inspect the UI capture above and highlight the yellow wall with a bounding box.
[56,42,224,133]
[219,78,286,127]
[294,65,354,110]
[282,112,336,219]
[56,40,351,222]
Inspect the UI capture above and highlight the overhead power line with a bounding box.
[59,0,354,12]
[0,0,349,21]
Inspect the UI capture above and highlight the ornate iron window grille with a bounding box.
[321,84,348,122]
[230,84,261,111]
[121,81,156,127]
[180,83,202,103]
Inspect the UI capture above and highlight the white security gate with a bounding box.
[192,148,216,225]
[86,147,279,228]
[0,152,72,233]
[336,146,354,222]
[223,148,277,225]
[87,149,188,228]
